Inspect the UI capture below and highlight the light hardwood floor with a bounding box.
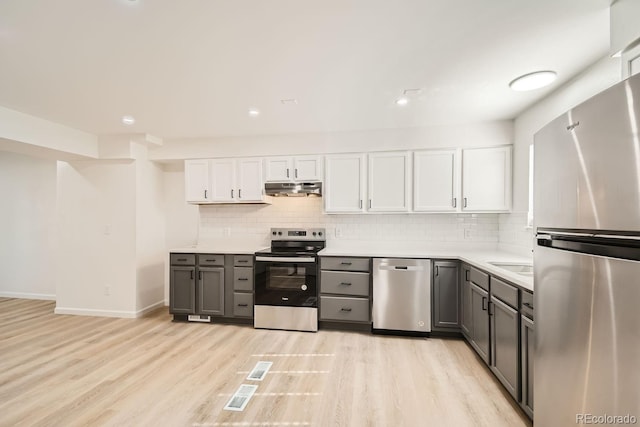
[0,298,532,427]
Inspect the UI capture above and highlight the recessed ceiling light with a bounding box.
[248,108,260,117]
[509,71,557,91]
[121,115,135,126]
[280,99,298,105]
[395,97,409,106]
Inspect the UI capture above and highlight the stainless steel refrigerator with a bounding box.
[534,72,640,426]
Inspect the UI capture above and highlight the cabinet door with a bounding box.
[490,297,520,399]
[324,154,366,213]
[264,156,293,182]
[461,265,473,338]
[198,267,225,316]
[237,158,264,202]
[210,159,236,202]
[462,146,512,211]
[520,315,534,419]
[294,156,323,181]
[414,150,457,211]
[470,282,490,364]
[170,267,196,314]
[184,160,211,203]
[432,261,461,330]
[368,151,410,212]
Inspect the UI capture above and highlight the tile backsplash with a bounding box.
[198,197,500,244]
[498,212,534,254]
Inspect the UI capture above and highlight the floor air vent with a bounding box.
[247,361,273,381]
[223,384,258,412]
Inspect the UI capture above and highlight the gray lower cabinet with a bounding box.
[461,264,473,337]
[198,267,225,316]
[432,260,461,331]
[169,252,255,321]
[469,282,490,364]
[520,290,534,419]
[320,257,371,325]
[489,295,519,399]
[170,266,196,314]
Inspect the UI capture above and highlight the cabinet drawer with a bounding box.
[320,271,370,297]
[234,255,253,267]
[233,292,253,317]
[491,277,519,309]
[521,290,534,319]
[469,266,489,291]
[233,267,254,291]
[320,296,370,322]
[198,254,224,266]
[171,254,196,266]
[321,257,370,272]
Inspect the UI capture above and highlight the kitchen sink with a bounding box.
[488,262,534,276]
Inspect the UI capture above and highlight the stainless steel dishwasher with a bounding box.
[372,258,431,333]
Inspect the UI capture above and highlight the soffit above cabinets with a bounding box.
[0,0,610,139]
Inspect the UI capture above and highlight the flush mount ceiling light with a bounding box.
[403,88,422,96]
[509,71,557,91]
[121,115,135,126]
[395,97,409,106]
[280,99,298,105]
[248,108,260,117]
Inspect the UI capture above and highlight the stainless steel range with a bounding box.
[254,228,325,332]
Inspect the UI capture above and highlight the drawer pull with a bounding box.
[340,262,352,266]
[237,260,249,263]
[238,278,249,281]
[238,303,249,307]
[339,282,352,286]
[205,259,217,262]
[177,258,187,262]
[523,302,534,309]
[340,307,352,312]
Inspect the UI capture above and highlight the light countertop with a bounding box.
[170,238,268,255]
[319,242,533,292]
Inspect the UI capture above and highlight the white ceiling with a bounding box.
[0,0,611,140]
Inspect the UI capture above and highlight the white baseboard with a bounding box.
[54,307,138,318]
[54,299,165,319]
[136,300,165,317]
[0,291,56,301]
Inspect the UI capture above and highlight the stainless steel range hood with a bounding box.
[264,182,322,197]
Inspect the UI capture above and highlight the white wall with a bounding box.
[56,160,138,316]
[0,151,57,299]
[151,121,513,160]
[133,144,166,313]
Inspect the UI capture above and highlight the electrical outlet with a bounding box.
[464,229,472,240]
[104,285,111,296]
[335,227,343,238]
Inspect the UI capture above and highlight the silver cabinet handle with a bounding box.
[368,199,372,209]
[286,168,290,178]
[340,307,352,312]
[231,189,234,198]
[198,271,202,280]
[463,197,468,208]
[435,265,439,276]
[190,270,194,280]
[204,189,208,199]
[295,168,298,178]
[238,278,249,281]
[238,189,242,199]
[452,198,456,208]
[339,282,352,286]
[238,303,249,307]
[359,200,362,209]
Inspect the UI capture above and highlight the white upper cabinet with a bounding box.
[264,155,323,182]
[184,158,267,204]
[210,159,236,202]
[185,159,211,203]
[368,152,410,212]
[413,150,458,212]
[324,154,366,213]
[462,146,512,211]
[236,158,264,202]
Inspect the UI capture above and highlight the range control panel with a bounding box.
[270,228,326,241]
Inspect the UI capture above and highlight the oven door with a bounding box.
[254,256,318,307]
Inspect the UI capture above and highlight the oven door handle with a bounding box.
[255,256,316,263]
